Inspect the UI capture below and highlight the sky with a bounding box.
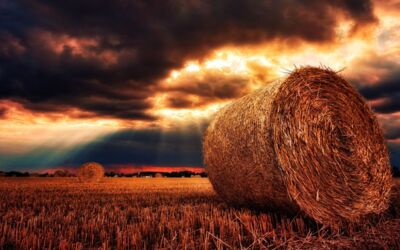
[0,0,399,172]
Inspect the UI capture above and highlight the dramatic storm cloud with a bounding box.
[0,0,376,119]
[360,71,400,114]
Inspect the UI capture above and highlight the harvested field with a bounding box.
[0,178,399,249]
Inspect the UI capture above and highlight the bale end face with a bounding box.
[271,67,392,225]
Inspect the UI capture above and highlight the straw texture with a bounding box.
[77,162,104,182]
[203,67,392,226]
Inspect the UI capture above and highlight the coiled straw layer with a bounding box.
[203,67,392,226]
[77,162,104,182]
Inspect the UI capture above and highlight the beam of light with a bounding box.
[0,101,120,160]
[154,119,205,167]
[152,102,227,129]
[0,120,119,154]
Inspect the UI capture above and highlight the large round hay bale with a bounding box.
[203,67,392,226]
[77,162,104,182]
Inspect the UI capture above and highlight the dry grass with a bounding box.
[0,177,399,249]
[204,67,392,227]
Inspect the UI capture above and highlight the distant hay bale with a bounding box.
[77,162,104,182]
[154,173,163,178]
[203,67,392,226]
[54,170,71,177]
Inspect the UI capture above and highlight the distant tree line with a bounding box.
[0,171,31,177]
[0,170,208,178]
[1,167,399,178]
[105,171,207,178]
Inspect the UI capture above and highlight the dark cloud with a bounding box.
[359,72,400,100]
[165,75,250,108]
[378,114,400,141]
[0,106,7,118]
[359,71,400,114]
[166,96,197,109]
[354,67,400,141]
[170,77,249,99]
[388,142,400,169]
[386,126,400,140]
[0,0,376,119]
[372,94,400,114]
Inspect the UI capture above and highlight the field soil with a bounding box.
[0,178,399,249]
